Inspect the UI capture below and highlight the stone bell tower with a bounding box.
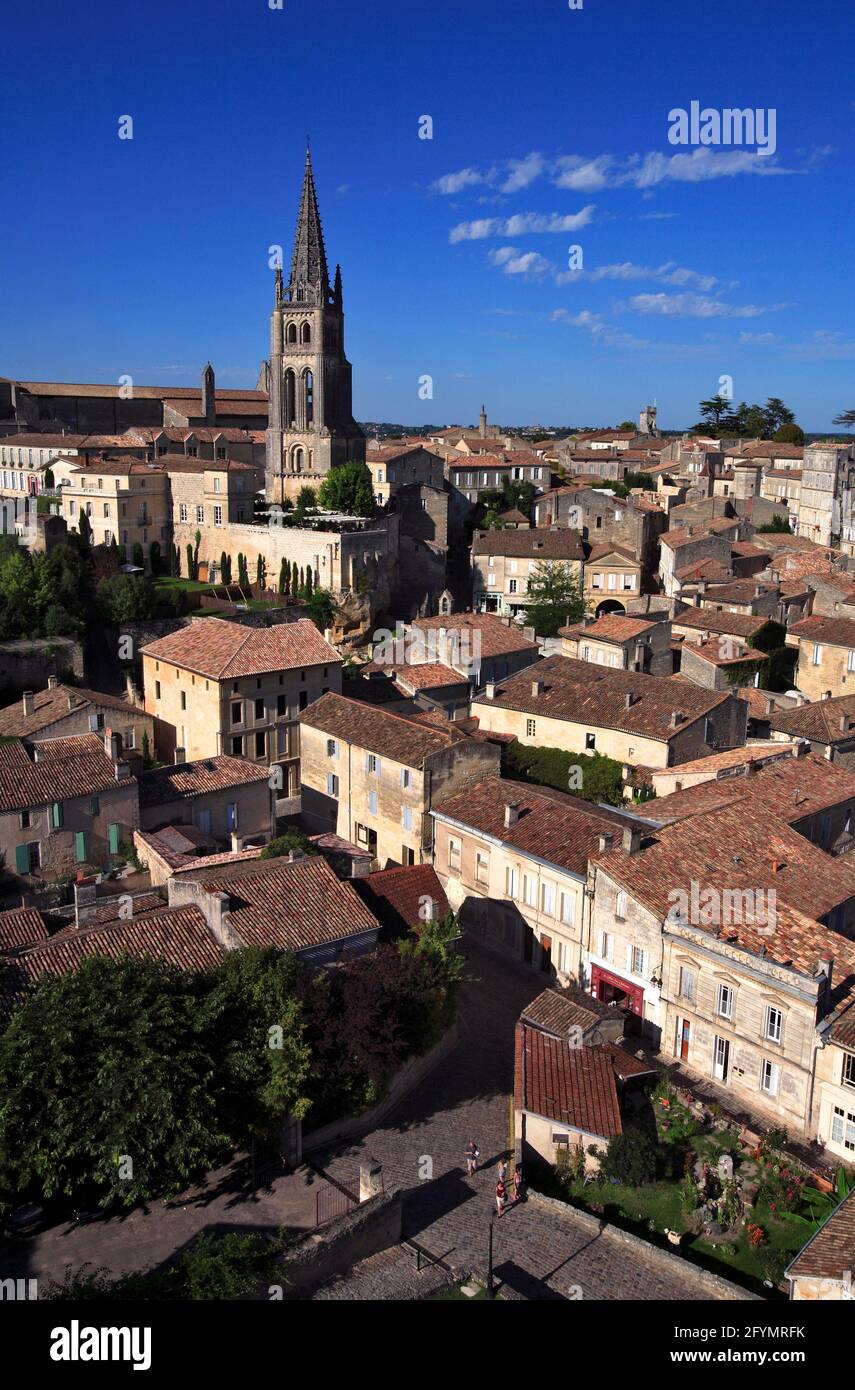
[265,145,365,503]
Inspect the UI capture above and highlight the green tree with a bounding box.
[757,514,792,534]
[131,543,145,571]
[97,574,157,623]
[774,423,805,445]
[600,1128,659,1186]
[305,588,334,632]
[616,420,636,431]
[260,828,317,859]
[186,543,196,581]
[0,956,225,1208]
[141,729,151,766]
[296,485,317,514]
[78,511,92,546]
[170,543,180,577]
[256,554,266,589]
[291,561,299,595]
[237,553,249,589]
[200,948,312,1142]
[278,557,290,596]
[317,463,374,517]
[524,562,587,637]
[148,541,162,576]
[303,566,313,597]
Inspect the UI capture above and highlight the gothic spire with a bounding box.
[288,144,331,300]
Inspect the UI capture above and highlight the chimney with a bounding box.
[230,832,244,853]
[598,832,614,853]
[841,714,852,734]
[67,694,76,711]
[485,680,497,699]
[504,801,521,828]
[669,709,685,728]
[622,826,641,854]
[104,728,121,761]
[47,676,58,690]
[73,880,98,929]
[114,760,130,782]
[288,848,306,862]
[765,697,775,716]
[174,747,186,764]
[625,690,635,708]
[501,616,511,627]
[531,677,544,698]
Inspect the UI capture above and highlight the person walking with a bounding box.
[465,1139,480,1176]
[497,1157,508,1185]
[495,1176,508,1218]
[513,1163,524,1203]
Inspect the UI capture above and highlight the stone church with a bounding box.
[264,147,366,503]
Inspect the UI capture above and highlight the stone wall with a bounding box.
[276,1191,402,1297]
[0,637,83,699]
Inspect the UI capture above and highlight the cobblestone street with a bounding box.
[313,942,754,1301]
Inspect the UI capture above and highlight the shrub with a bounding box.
[600,1128,659,1186]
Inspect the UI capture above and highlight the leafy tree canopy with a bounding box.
[524,561,587,638]
[317,463,374,517]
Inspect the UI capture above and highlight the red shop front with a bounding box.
[590,964,644,1034]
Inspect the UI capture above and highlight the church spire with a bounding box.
[288,144,330,302]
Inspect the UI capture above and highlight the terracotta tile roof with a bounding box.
[498,508,531,524]
[447,454,507,471]
[688,640,766,668]
[0,683,143,739]
[1,905,225,1011]
[650,748,855,826]
[474,654,731,742]
[789,615,855,649]
[299,691,464,766]
[559,614,659,644]
[770,696,855,745]
[433,775,642,877]
[140,616,340,679]
[472,529,584,560]
[829,1002,855,1050]
[672,608,766,639]
[0,735,135,813]
[697,580,776,604]
[190,856,378,952]
[765,467,803,479]
[15,379,265,402]
[675,558,733,583]
[139,755,270,808]
[585,543,638,564]
[603,1042,658,1080]
[411,611,538,657]
[522,985,613,1037]
[785,1188,855,1283]
[358,864,450,934]
[515,1023,623,1140]
[654,743,800,780]
[0,907,50,954]
[597,800,855,952]
[387,662,466,693]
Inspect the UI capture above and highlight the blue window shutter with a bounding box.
[108,823,120,854]
[15,844,29,874]
[75,831,87,863]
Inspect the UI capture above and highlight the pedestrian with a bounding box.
[465,1139,480,1176]
[495,1176,507,1218]
[513,1164,524,1203]
[497,1157,508,1184]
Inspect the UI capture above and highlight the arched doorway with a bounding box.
[595,598,626,618]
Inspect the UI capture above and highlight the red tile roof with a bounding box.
[789,615,855,649]
[515,1023,623,1140]
[299,691,469,766]
[0,735,135,813]
[0,683,146,739]
[433,775,639,877]
[358,864,450,934]
[140,616,340,679]
[474,654,732,741]
[1,905,225,1011]
[472,530,585,560]
[188,855,379,952]
[769,695,855,745]
[560,614,659,644]
[139,755,270,808]
[0,907,49,954]
[412,611,539,657]
[785,1188,855,1283]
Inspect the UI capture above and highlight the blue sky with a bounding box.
[2,0,853,430]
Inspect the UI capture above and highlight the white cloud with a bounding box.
[501,152,546,193]
[431,166,489,195]
[449,205,595,243]
[738,331,780,344]
[589,260,719,290]
[488,247,553,278]
[621,292,782,319]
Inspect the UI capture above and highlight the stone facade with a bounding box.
[265,149,365,502]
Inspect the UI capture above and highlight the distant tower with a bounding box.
[265,146,365,502]
[639,404,658,436]
[479,404,488,439]
[202,362,216,427]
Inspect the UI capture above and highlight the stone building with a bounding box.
[49,455,171,565]
[140,616,342,809]
[799,442,855,553]
[265,148,366,502]
[0,679,154,756]
[472,654,747,774]
[559,613,673,677]
[298,692,500,869]
[0,732,138,880]
[471,528,585,620]
[787,614,855,701]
